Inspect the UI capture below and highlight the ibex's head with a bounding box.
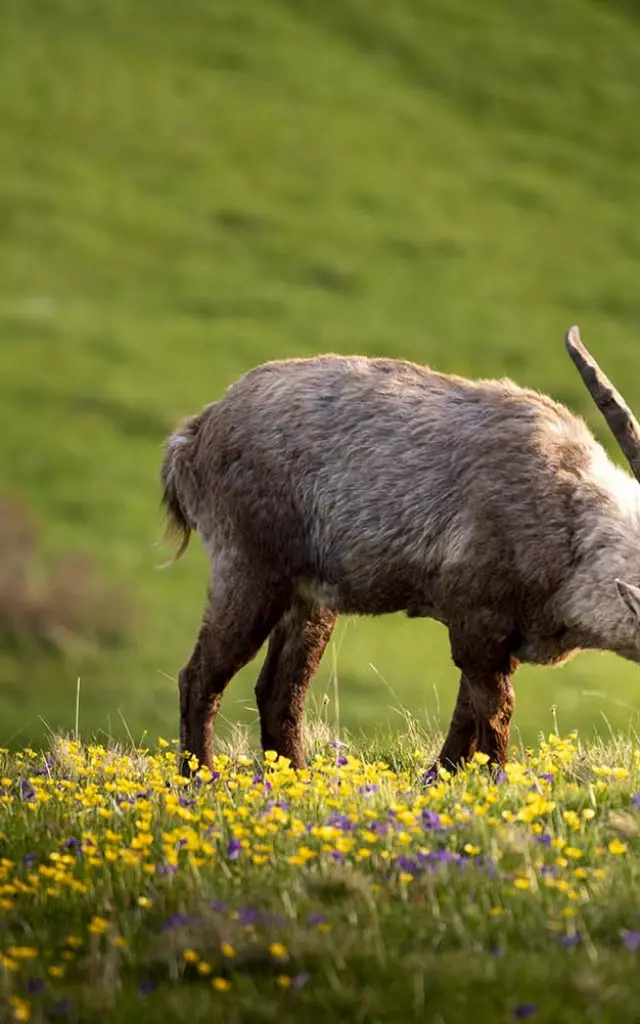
[565,325,640,625]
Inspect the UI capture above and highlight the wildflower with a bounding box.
[137,896,152,908]
[472,752,490,766]
[48,965,65,978]
[276,974,292,988]
[513,1004,537,1018]
[7,947,38,960]
[221,942,236,959]
[269,943,288,960]
[622,931,640,952]
[197,961,212,975]
[212,977,231,992]
[183,949,199,963]
[10,997,31,1022]
[88,916,110,935]
[608,839,628,856]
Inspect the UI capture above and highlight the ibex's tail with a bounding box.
[160,415,201,564]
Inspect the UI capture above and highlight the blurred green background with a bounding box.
[2,0,640,749]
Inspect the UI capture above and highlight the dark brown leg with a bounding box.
[436,673,477,770]
[443,620,518,771]
[470,672,515,765]
[178,554,290,775]
[255,598,336,769]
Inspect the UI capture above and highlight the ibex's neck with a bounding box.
[563,454,640,659]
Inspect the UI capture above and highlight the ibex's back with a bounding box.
[163,330,640,776]
[164,354,623,619]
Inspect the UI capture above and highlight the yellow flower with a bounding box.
[212,977,231,992]
[472,752,490,766]
[7,947,38,960]
[48,965,65,979]
[276,974,292,988]
[221,942,236,959]
[608,839,628,856]
[197,961,212,976]
[269,943,288,960]
[137,896,152,908]
[10,997,31,1022]
[398,872,415,884]
[489,907,504,917]
[183,949,199,963]
[514,878,531,891]
[113,937,129,949]
[88,916,110,935]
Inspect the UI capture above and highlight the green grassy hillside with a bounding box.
[2,0,640,747]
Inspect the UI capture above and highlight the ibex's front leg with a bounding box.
[178,554,289,775]
[429,620,518,778]
[436,673,477,770]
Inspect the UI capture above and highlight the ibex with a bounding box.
[161,327,640,775]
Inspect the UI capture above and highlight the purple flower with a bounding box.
[496,769,508,785]
[23,852,38,865]
[422,767,438,787]
[210,899,228,913]
[535,834,552,847]
[329,740,347,749]
[622,931,640,952]
[558,933,581,948]
[227,839,242,861]
[513,1004,537,1019]
[27,978,46,994]
[237,907,261,926]
[329,850,345,862]
[396,856,420,875]
[160,913,192,932]
[307,913,326,926]
[420,809,442,830]
[336,756,348,767]
[20,780,35,802]
[64,837,78,850]
[631,793,640,811]
[292,973,309,989]
[538,773,554,783]
[157,863,177,877]
[359,783,379,795]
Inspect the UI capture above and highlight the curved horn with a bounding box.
[565,325,640,481]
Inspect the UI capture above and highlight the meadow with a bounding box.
[2,728,640,1022]
[2,0,640,748]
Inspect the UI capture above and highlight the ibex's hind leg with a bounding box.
[179,553,290,775]
[255,598,337,769]
[436,674,477,770]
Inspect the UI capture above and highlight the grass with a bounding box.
[2,728,640,1021]
[2,0,640,744]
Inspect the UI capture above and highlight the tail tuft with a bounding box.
[160,429,196,564]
